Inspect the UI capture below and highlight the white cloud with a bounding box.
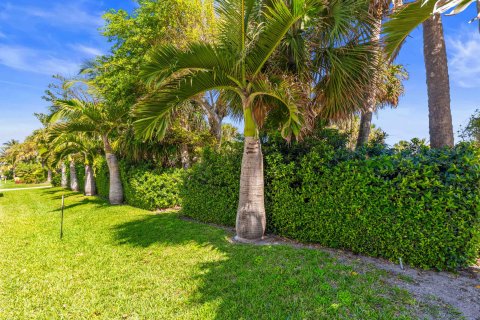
[0,2,104,30]
[0,45,80,76]
[71,44,103,57]
[447,30,480,88]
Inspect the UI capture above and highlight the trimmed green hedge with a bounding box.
[267,143,480,270]
[181,144,242,226]
[93,156,183,210]
[182,140,480,270]
[120,162,184,210]
[94,157,109,199]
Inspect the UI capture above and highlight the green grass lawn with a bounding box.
[0,180,50,190]
[0,188,448,319]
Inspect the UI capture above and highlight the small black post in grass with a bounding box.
[60,194,65,239]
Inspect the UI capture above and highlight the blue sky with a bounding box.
[0,1,479,146]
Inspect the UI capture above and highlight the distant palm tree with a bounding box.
[383,0,477,148]
[50,133,100,196]
[50,96,129,204]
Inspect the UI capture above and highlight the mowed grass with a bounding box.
[0,180,50,190]
[1,188,427,319]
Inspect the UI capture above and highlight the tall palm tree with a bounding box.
[355,0,389,148]
[50,97,129,204]
[134,0,376,240]
[134,0,309,240]
[383,0,477,148]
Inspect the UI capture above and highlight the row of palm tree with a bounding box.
[3,0,475,241]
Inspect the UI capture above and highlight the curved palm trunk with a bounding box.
[235,107,265,241]
[47,169,52,183]
[103,135,123,205]
[423,14,454,148]
[356,8,382,149]
[69,160,79,192]
[84,165,96,196]
[61,163,68,188]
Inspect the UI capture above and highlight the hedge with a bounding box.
[181,143,242,226]
[93,157,109,199]
[182,140,480,270]
[120,162,184,210]
[93,157,183,210]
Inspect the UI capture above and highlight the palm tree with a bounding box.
[134,0,376,240]
[383,0,477,148]
[1,140,20,178]
[50,97,128,204]
[134,0,315,240]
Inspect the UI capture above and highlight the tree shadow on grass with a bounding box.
[113,214,416,319]
[41,189,111,212]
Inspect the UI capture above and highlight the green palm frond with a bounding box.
[315,43,376,119]
[134,70,238,139]
[142,43,238,86]
[247,0,312,77]
[383,0,435,58]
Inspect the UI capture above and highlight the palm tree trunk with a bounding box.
[47,169,52,183]
[235,107,265,241]
[356,7,382,149]
[423,14,454,148]
[102,135,123,205]
[356,110,373,148]
[61,163,68,188]
[69,160,79,192]
[84,164,96,196]
[180,144,190,169]
[208,114,223,146]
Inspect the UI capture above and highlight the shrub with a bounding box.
[120,161,184,210]
[181,143,242,226]
[182,134,480,270]
[266,142,480,271]
[51,170,61,187]
[15,163,46,184]
[93,157,109,198]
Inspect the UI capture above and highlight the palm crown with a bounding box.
[133,0,319,139]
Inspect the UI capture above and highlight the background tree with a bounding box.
[383,0,478,148]
[49,86,129,204]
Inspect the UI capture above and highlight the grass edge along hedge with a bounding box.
[182,142,480,271]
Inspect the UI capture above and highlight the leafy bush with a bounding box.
[181,143,242,226]
[120,161,184,210]
[183,135,480,270]
[15,163,46,184]
[267,142,480,270]
[51,169,61,187]
[93,157,109,198]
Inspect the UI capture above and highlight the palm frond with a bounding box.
[134,71,238,139]
[383,0,436,58]
[247,0,311,77]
